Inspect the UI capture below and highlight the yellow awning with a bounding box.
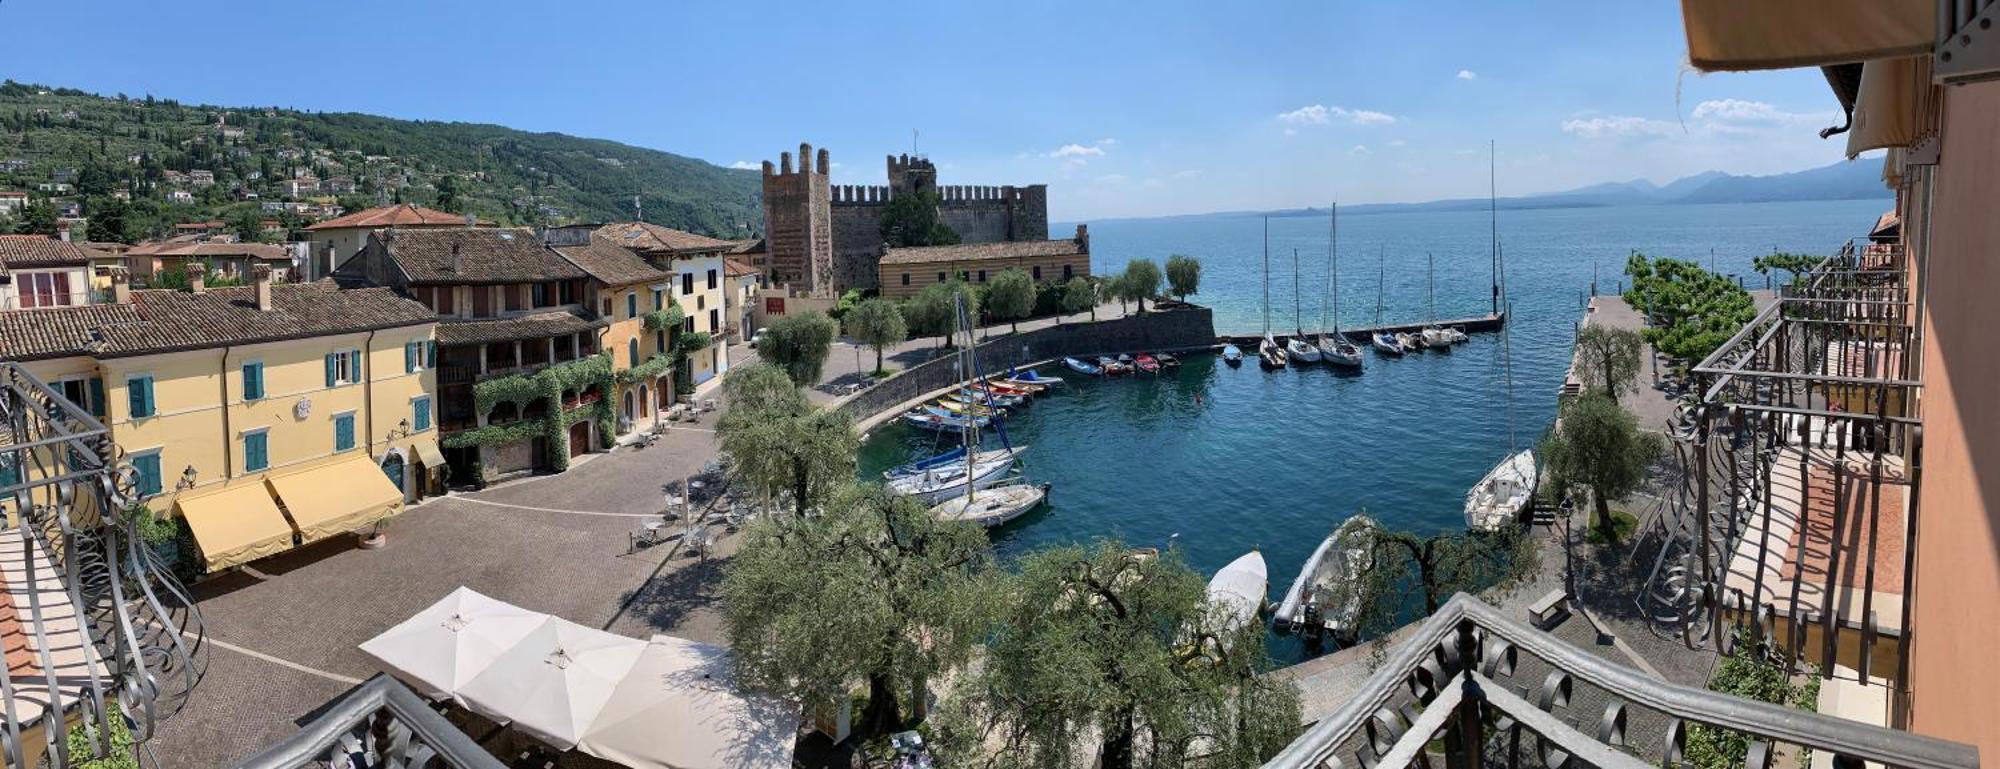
[175,480,296,572]
[267,453,403,545]
[1847,56,1939,157]
[1682,0,1933,72]
[413,440,446,470]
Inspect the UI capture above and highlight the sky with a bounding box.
[2,0,1858,221]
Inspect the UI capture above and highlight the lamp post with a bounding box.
[174,465,198,492]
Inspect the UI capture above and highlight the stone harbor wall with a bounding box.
[836,305,1215,423]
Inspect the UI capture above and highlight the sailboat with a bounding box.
[1259,217,1289,369]
[931,293,1047,527]
[1273,514,1377,644]
[1370,246,1404,356]
[1286,248,1321,365]
[1420,253,1452,348]
[1315,202,1364,368]
[1464,140,1537,531]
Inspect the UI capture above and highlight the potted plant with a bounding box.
[359,517,391,549]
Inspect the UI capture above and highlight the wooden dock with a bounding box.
[1217,311,1507,346]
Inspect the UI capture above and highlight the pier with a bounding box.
[1215,310,1507,347]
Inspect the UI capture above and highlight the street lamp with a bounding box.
[387,418,412,442]
[175,464,198,491]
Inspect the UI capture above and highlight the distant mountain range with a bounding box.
[1183,160,1890,222]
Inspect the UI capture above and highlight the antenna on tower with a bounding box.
[912,128,920,158]
[633,194,643,223]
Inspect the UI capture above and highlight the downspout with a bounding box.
[220,345,235,480]
[364,329,377,457]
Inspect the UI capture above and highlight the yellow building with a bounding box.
[547,231,675,433]
[593,222,733,393]
[301,203,465,280]
[0,264,441,574]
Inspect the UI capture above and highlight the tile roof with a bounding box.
[0,281,435,361]
[880,238,1087,266]
[593,222,734,254]
[126,241,293,261]
[0,236,101,269]
[304,203,465,231]
[724,238,764,255]
[551,235,668,287]
[435,309,606,346]
[374,228,587,285]
[724,257,761,278]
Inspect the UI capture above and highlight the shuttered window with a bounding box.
[131,453,162,497]
[243,362,264,400]
[412,397,432,432]
[243,431,269,472]
[127,376,155,418]
[334,413,355,452]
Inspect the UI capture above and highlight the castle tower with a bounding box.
[760,143,835,296]
[886,153,938,199]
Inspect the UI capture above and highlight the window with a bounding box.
[708,309,719,333]
[127,376,155,418]
[19,272,73,308]
[977,270,987,283]
[471,286,492,317]
[405,341,429,373]
[683,316,694,333]
[532,283,551,307]
[681,273,694,296]
[628,338,640,367]
[436,286,455,315]
[653,289,664,311]
[626,292,638,319]
[601,297,613,316]
[1063,264,1074,280]
[696,295,705,311]
[243,361,265,400]
[325,350,361,386]
[333,413,355,452]
[131,452,162,497]
[559,280,577,305]
[901,273,910,286]
[656,330,667,354]
[707,269,717,290]
[1032,265,1042,280]
[58,377,104,417]
[937,272,947,283]
[412,396,432,432]
[243,430,269,473]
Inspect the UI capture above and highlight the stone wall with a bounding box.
[830,203,886,291]
[835,305,1215,424]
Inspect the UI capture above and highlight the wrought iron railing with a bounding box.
[0,362,208,768]
[1263,593,1977,769]
[1637,239,1921,685]
[234,673,503,769]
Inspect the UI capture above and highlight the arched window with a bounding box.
[628,338,640,368]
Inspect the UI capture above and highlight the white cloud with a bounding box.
[1277,104,1397,126]
[1095,173,1128,184]
[728,160,757,170]
[1690,99,1831,124]
[1282,127,1299,136]
[1560,115,1679,139]
[1456,69,1477,81]
[1097,138,1119,146]
[1049,143,1106,158]
[1350,145,1370,156]
[1388,139,1407,148]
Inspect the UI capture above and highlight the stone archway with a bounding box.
[379,451,407,498]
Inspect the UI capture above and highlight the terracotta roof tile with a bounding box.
[435,309,606,346]
[880,238,1086,266]
[0,281,434,361]
[593,222,733,254]
[126,241,293,261]
[304,203,465,231]
[551,236,668,287]
[724,257,761,277]
[374,228,586,285]
[0,236,101,269]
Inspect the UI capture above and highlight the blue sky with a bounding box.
[3,0,1854,221]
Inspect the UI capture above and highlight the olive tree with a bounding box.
[714,363,858,516]
[906,281,980,348]
[1573,324,1645,405]
[843,298,907,374]
[723,483,995,740]
[1060,276,1097,323]
[759,310,838,386]
[1345,522,1540,631]
[986,268,1036,332]
[1165,254,1201,301]
[1541,392,1666,534]
[1116,259,1163,313]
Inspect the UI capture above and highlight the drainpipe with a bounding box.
[364,329,377,457]
[219,345,235,480]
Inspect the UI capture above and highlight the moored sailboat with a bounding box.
[1316,202,1364,368]
[1259,218,1289,369]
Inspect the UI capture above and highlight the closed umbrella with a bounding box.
[358,586,548,700]
[578,635,798,769]
[456,616,647,750]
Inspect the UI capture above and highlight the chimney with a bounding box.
[1074,223,1090,253]
[450,242,463,274]
[110,268,131,304]
[252,264,273,310]
[184,262,206,294]
[464,212,476,228]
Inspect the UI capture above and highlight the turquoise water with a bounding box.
[857,198,1888,660]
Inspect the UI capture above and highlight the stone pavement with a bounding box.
[151,419,741,768]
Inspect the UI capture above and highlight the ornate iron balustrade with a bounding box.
[1636,240,1922,687]
[1264,593,1977,769]
[235,673,503,769]
[0,362,208,768]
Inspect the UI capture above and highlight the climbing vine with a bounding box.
[643,304,686,333]
[451,352,617,470]
[617,353,674,385]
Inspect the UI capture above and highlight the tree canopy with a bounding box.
[714,363,857,516]
[905,281,979,346]
[1541,392,1666,532]
[843,298,907,373]
[722,483,995,740]
[879,189,961,247]
[1115,259,1163,313]
[758,310,838,386]
[1751,252,1826,286]
[1165,254,1201,301]
[1623,253,1755,364]
[1573,324,1645,405]
[1345,521,1540,638]
[1061,276,1097,321]
[985,268,1036,332]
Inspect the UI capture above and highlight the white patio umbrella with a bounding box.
[358,586,549,700]
[577,635,799,769]
[455,616,647,750]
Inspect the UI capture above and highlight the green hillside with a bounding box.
[0,80,762,243]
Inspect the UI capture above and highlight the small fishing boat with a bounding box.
[1156,352,1181,368]
[1207,550,1269,628]
[1134,354,1161,374]
[902,409,986,433]
[1006,369,1067,387]
[932,481,1049,527]
[883,445,1027,480]
[1465,449,1538,531]
[974,381,1036,398]
[1273,515,1377,643]
[1117,353,1134,364]
[1064,356,1103,376]
[933,398,1001,418]
[1371,331,1404,356]
[987,377,1047,395]
[1222,344,1244,366]
[888,455,1018,504]
[1098,356,1132,376]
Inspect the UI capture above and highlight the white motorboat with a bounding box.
[1421,326,1453,348]
[1370,331,1404,356]
[932,481,1048,527]
[1207,550,1269,628]
[1273,515,1377,641]
[1465,449,1537,531]
[1285,336,1321,364]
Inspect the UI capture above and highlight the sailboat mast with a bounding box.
[1427,252,1436,324]
[1499,240,1517,454]
[1489,139,1499,317]
[1323,203,1336,336]
[1293,248,1303,334]
[1375,245,1385,325]
[1263,217,1272,337]
[956,293,979,502]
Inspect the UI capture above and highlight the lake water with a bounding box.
[857,198,1888,660]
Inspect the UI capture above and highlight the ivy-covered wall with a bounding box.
[444,352,616,473]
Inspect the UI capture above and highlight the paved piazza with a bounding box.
[152,417,743,767]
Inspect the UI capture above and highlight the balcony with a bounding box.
[0,363,208,769]
[234,674,502,769]
[1263,594,1976,769]
[1640,240,1920,688]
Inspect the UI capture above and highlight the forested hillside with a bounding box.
[0,81,762,243]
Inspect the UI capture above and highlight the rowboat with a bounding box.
[931,481,1049,527]
[1098,357,1132,376]
[1273,515,1377,643]
[1134,354,1161,374]
[959,387,1026,408]
[1207,551,1269,628]
[1465,449,1538,531]
[932,398,1001,418]
[986,377,1047,396]
[1065,357,1103,375]
[1006,369,1067,387]
[974,381,1036,398]
[887,454,1018,504]
[1222,344,1244,366]
[1156,353,1181,368]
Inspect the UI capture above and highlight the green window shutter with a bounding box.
[133,453,161,496]
[244,363,264,400]
[87,377,105,417]
[325,353,337,387]
[335,415,354,451]
[245,433,267,472]
[404,342,416,373]
[128,377,153,418]
[350,350,363,382]
[426,341,437,368]
[413,397,432,431]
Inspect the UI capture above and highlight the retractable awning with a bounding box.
[1682,0,1933,71]
[413,440,446,470]
[175,481,296,572]
[1847,56,1939,157]
[266,453,402,545]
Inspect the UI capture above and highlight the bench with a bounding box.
[1528,589,1569,628]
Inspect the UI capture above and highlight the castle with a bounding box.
[759,143,1049,296]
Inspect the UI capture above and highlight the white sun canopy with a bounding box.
[578,635,801,769]
[358,586,548,701]
[455,616,649,751]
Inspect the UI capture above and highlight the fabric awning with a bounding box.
[175,481,297,571]
[266,453,403,545]
[413,440,446,470]
[1682,0,1933,72]
[1847,56,1939,157]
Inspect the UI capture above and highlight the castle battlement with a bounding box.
[831,185,893,205]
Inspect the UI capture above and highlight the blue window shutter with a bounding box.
[134,454,160,496]
[246,433,267,472]
[627,293,637,319]
[335,415,354,451]
[427,340,437,368]
[325,353,337,387]
[87,377,105,417]
[350,349,363,382]
[128,377,153,418]
[414,398,432,431]
[404,343,416,373]
[244,363,263,400]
